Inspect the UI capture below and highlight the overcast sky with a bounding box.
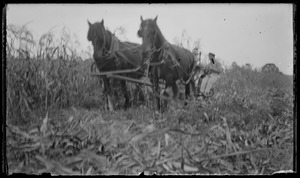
[6,4,294,75]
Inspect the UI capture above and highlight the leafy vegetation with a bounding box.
[6,25,294,175]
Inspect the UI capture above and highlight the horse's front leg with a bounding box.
[153,67,161,111]
[103,76,114,111]
[120,80,131,109]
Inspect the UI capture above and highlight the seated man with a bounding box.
[192,47,201,65]
[199,53,223,97]
[191,47,204,97]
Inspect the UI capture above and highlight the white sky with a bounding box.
[6,3,294,75]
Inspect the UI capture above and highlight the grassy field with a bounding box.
[6,56,294,175]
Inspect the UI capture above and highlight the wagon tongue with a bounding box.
[107,74,152,87]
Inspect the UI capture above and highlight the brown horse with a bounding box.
[87,19,148,110]
[137,16,197,110]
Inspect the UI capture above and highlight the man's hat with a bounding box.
[208,53,215,63]
[208,53,215,59]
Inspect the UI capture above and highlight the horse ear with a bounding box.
[101,19,104,26]
[140,16,144,22]
[87,20,92,27]
[154,15,158,23]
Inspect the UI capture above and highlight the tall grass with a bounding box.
[6,56,103,124]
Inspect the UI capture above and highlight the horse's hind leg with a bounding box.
[152,67,161,111]
[120,80,131,109]
[138,85,146,104]
[185,82,191,99]
[162,82,179,110]
[185,80,196,100]
[103,77,114,111]
[190,79,197,98]
[183,81,195,106]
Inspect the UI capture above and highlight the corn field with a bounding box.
[5,25,294,175]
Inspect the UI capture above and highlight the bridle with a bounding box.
[95,28,141,70]
[140,27,168,65]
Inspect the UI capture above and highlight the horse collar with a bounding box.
[107,34,116,53]
[156,41,168,52]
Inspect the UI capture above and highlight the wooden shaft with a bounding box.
[90,66,142,76]
[107,74,153,87]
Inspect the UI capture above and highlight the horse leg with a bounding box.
[132,85,139,106]
[171,81,179,101]
[164,81,179,110]
[190,79,197,99]
[160,83,172,112]
[185,80,196,100]
[185,82,191,99]
[138,75,152,105]
[137,84,146,104]
[153,67,161,111]
[164,73,178,101]
[132,84,144,106]
[103,76,114,111]
[155,80,161,111]
[120,80,130,109]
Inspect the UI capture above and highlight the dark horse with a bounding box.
[87,19,148,111]
[137,16,197,110]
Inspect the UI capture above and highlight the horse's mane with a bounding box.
[152,21,166,48]
[153,22,193,56]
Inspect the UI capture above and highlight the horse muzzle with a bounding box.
[137,30,142,37]
[142,43,154,53]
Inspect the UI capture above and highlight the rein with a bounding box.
[150,41,168,54]
[146,41,168,65]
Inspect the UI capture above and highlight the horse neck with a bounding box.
[103,30,112,51]
[154,27,167,49]
[105,30,120,52]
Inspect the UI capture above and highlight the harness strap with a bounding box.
[161,46,197,85]
[174,60,197,85]
[109,36,121,69]
[95,30,145,73]
[108,35,146,70]
[150,41,168,54]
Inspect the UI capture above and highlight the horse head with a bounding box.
[87,19,107,60]
[138,15,165,55]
